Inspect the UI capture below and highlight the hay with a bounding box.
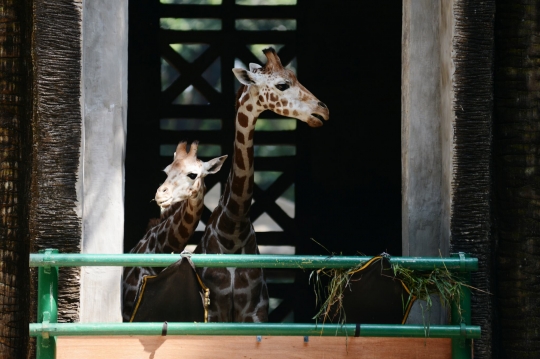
[311,255,470,328]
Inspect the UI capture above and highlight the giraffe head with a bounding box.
[232,48,329,127]
[155,141,227,211]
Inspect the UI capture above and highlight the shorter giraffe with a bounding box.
[122,141,227,321]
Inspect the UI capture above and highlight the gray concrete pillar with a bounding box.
[402,0,455,325]
[78,0,128,322]
[402,0,454,258]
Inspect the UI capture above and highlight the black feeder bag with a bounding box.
[130,256,209,323]
[337,255,415,325]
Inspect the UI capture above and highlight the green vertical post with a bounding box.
[451,252,473,359]
[37,249,58,359]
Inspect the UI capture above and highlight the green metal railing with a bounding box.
[29,250,480,359]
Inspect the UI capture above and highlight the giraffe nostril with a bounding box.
[318,101,327,109]
[161,187,168,193]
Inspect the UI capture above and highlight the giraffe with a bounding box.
[194,48,330,322]
[122,141,227,321]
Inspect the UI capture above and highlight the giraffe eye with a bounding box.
[275,83,290,91]
[187,173,197,180]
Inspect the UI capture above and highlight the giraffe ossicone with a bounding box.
[122,141,227,321]
[195,47,329,323]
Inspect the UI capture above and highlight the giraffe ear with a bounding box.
[249,63,262,72]
[202,155,228,176]
[233,68,258,86]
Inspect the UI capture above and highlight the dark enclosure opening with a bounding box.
[126,0,401,322]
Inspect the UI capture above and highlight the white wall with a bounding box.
[78,0,128,322]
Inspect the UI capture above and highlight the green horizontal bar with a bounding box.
[29,253,478,271]
[29,323,481,339]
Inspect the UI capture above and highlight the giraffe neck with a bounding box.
[201,87,264,253]
[134,180,205,254]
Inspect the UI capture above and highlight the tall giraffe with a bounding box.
[195,48,329,322]
[122,141,227,321]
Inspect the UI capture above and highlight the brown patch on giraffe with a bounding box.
[235,148,245,170]
[173,210,182,224]
[228,199,240,216]
[217,213,236,236]
[240,93,250,106]
[162,244,174,254]
[206,266,231,290]
[236,131,245,145]
[231,175,246,197]
[256,100,261,106]
[256,305,267,322]
[281,99,288,106]
[247,147,254,168]
[293,110,299,116]
[138,241,148,253]
[179,223,189,238]
[168,224,176,239]
[237,112,249,128]
[221,235,236,250]
[269,93,278,102]
[248,268,262,280]
[234,270,250,289]
[238,227,250,241]
[246,104,253,112]
[243,198,252,215]
[258,95,264,102]
[268,103,275,109]
[235,294,248,309]
[247,174,254,194]
[184,212,194,224]
[283,109,289,116]
[238,221,251,233]
[265,92,269,100]
[248,129,254,141]
[276,101,281,107]
[206,235,221,253]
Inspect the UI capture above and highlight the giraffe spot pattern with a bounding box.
[205,234,221,253]
[246,104,253,112]
[281,99,288,106]
[293,110,299,116]
[240,93,250,105]
[235,148,245,170]
[269,93,278,102]
[234,270,250,289]
[247,147,254,169]
[258,95,264,102]
[237,112,249,128]
[179,223,189,238]
[231,175,246,197]
[228,198,240,216]
[173,210,182,224]
[217,213,236,237]
[247,174,254,193]
[248,129,254,141]
[236,131,245,145]
[283,109,289,116]
[184,212,194,224]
